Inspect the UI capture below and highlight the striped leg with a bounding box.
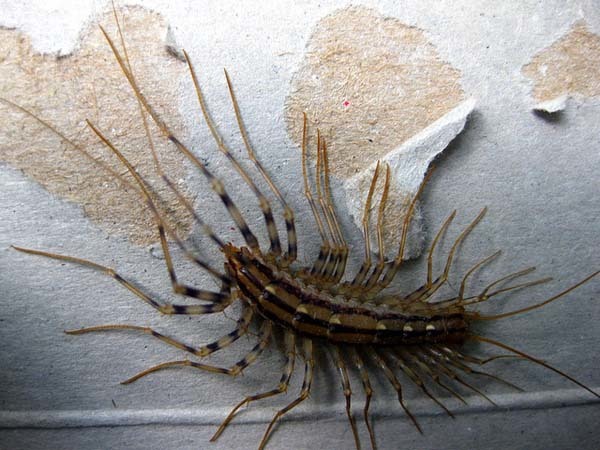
[370,348,422,433]
[211,331,297,441]
[224,70,298,265]
[100,26,262,255]
[86,121,232,296]
[331,345,360,450]
[65,306,254,357]
[3,95,231,295]
[110,11,225,254]
[12,246,229,313]
[350,348,377,450]
[185,56,283,260]
[258,338,314,450]
[104,14,234,282]
[121,320,272,384]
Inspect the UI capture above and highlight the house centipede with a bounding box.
[2,4,599,450]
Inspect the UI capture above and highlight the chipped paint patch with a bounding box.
[285,6,469,258]
[522,21,600,104]
[285,6,465,179]
[0,6,192,246]
[533,94,570,114]
[344,99,475,258]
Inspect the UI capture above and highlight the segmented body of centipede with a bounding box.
[4,6,599,450]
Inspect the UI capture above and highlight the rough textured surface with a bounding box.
[285,6,470,258]
[343,98,475,258]
[0,6,193,245]
[285,6,466,179]
[522,20,600,103]
[1,1,599,450]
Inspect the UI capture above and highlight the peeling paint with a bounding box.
[344,99,475,259]
[523,21,600,104]
[0,6,193,246]
[285,6,468,258]
[285,6,465,179]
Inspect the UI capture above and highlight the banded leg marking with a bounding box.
[211,331,297,442]
[100,26,261,253]
[12,246,229,313]
[86,121,231,294]
[186,56,282,258]
[224,70,298,264]
[122,320,272,384]
[2,99,232,302]
[104,16,238,256]
[3,80,229,289]
[259,338,314,450]
[65,306,254,358]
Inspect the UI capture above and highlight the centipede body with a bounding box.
[1,3,600,446]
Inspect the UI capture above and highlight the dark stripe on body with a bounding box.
[227,245,468,345]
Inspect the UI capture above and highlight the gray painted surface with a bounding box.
[1,1,599,449]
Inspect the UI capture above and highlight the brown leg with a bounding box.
[224,70,297,264]
[120,320,272,384]
[370,348,422,433]
[211,331,297,441]
[65,305,254,357]
[332,345,361,449]
[12,246,229,313]
[351,348,377,450]
[258,338,314,450]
